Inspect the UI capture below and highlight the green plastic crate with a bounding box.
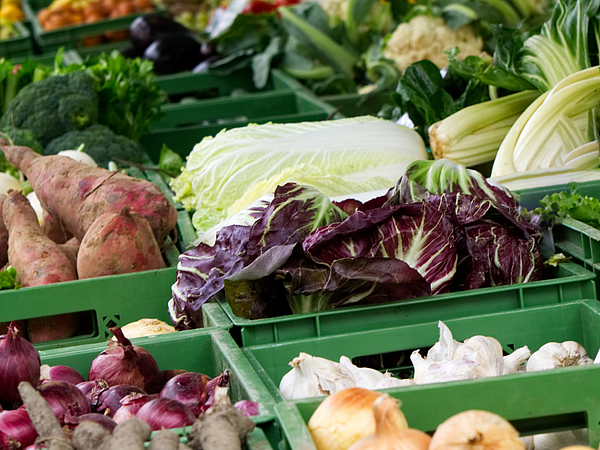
[39,328,279,439]
[515,181,600,298]
[262,300,600,448]
[0,21,34,58]
[140,90,340,162]
[201,257,596,347]
[22,0,167,53]
[11,48,81,65]
[319,91,391,117]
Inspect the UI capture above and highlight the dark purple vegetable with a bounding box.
[76,380,109,411]
[234,400,259,417]
[0,409,37,448]
[64,412,117,432]
[129,13,196,52]
[97,385,147,418]
[112,393,151,423]
[88,327,159,392]
[40,365,85,385]
[37,381,91,424]
[144,369,187,395]
[119,46,142,59]
[143,34,203,75]
[159,372,209,416]
[135,398,195,430]
[0,322,41,409]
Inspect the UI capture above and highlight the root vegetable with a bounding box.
[17,381,73,450]
[187,388,255,450]
[148,430,180,450]
[27,313,81,344]
[77,207,165,279]
[102,419,151,450]
[2,190,77,287]
[71,420,111,450]
[58,237,80,268]
[42,211,73,245]
[0,142,177,245]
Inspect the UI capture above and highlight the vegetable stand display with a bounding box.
[22,0,168,52]
[265,300,600,448]
[39,328,280,444]
[201,256,596,346]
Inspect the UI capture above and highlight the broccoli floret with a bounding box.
[0,71,98,146]
[44,124,147,169]
[0,127,43,154]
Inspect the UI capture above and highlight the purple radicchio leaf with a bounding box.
[303,201,457,294]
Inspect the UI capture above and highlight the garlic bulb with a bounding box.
[503,346,531,374]
[427,321,460,362]
[452,335,504,377]
[526,342,592,372]
[348,394,431,450]
[429,410,525,450]
[309,388,409,450]
[339,356,389,389]
[411,350,480,384]
[373,377,415,390]
[279,353,355,400]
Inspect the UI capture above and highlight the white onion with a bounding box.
[0,173,22,195]
[57,150,97,167]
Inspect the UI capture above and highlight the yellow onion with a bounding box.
[308,388,408,450]
[430,410,525,450]
[348,394,431,450]
[559,447,594,450]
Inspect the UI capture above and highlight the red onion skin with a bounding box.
[88,327,159,391]
[40,365,85,385]
[76,380,109,411]
[135,398,195,431]
[97,385,147,418]
[112,393,151,423]
[71,414,117,433]
[37,381,91,423]
[160,372,209,417]
[0,322,41,408]
[144,369,187,395]
[0,409,37,448]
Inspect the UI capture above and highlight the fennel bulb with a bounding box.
[171,116,428,232]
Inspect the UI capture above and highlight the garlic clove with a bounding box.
[411,350,480,385]
[339,356,388,390]
[502,346,531,375]
[429,410,525,450]
[453,335,505,377]
[526,341,592,372]
[427,321,461,362]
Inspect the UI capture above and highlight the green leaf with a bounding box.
[0,266,19,290]
[158,144,184,181]
[251,36,284,89]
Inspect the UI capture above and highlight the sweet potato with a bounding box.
[77,207,166,279]
[27,313,81,343]
[0,142,178,245]
[2,190,77,287]
[59,236,80,268]
[42,209,73,244]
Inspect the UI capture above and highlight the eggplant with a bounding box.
[130,13,196,53]
[143,34,203,75]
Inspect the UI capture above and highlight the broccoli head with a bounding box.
[44,124,147,169]
[0,71,98,146]
[0,127,43,154]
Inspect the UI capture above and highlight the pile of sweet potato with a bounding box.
[0,141,178,341]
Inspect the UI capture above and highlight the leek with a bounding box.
[429,90,541,167]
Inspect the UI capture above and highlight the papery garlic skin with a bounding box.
[279,353,355,400]
[339,356,387,390]
[427,321,460,362]
[503,346,531,375]
[411,350,480,384]
[373,377,415,390]
[429,410,525,450]
[526,341,592,372]
[452,335,504,377]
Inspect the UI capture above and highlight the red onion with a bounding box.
[37,381,91,423]
[0,409,37,448]
[135,398,195,431]
[0,322,41,408]
[145,369,187,394]
[76,380,109,411]
[160,372,209,416]
[63,412,117,433]
[112,393,151,423]
[88,327,159,391]
[40,365,85,385]
[234,400,259,417]
[97,385,147,418]
[203,371,229,412]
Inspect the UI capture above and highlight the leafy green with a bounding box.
[532,182,600,228]
[0,266,19,290]
[158,144,184,182]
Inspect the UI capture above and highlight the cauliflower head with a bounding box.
[383,15,483,73]
[320,0,348,21]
